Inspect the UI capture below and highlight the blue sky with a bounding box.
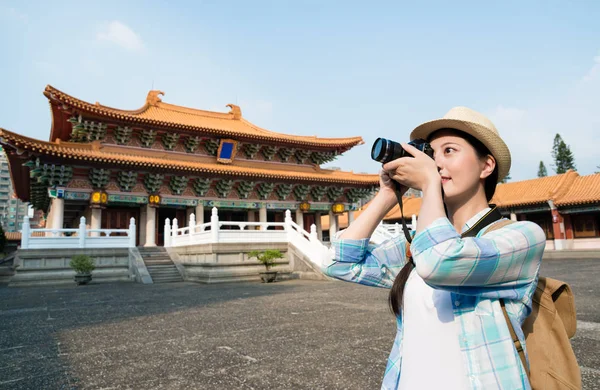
[1,0,599,181]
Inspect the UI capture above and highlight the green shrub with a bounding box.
[69,255,95,274]
[248,249,283,271]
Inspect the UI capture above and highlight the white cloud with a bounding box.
[582,54,600,82]
[96,21,144,51]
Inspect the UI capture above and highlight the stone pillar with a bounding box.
[259,203,267,230]
[548,200,566,250]
[144,205,156,247]
[45,202,55,237]
[295,209,303,229]
[315,212,323,241]
[50,197,64,237]
[247,209,256,230]
[329,210,338,239]
[139,206,147,246]
[510,212,517,221]
[195,203,204,225]
[347,210,355,225]
[90,208,102,237]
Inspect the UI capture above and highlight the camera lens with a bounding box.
[371,138,388,162]
[371,138,406,163]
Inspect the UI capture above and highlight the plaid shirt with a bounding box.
[324,208,546,390]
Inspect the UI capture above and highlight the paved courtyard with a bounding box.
[0,258,599,389]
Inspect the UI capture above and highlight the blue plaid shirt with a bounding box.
[324,208,546,389]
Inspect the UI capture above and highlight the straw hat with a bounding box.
[410,106,511,182]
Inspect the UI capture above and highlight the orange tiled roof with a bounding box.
[44,85,364,149]
[5,232,21,241]
[4,231,44,241]
[321,195,421,230]
[555,173,600,206]
[490,172,575,208]
[380,196,423,221]
[0,128,379,186]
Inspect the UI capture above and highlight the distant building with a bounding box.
[0,145,34,232]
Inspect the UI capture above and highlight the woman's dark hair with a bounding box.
[388,128,499,316]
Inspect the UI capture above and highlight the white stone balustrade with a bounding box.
[20,216,136,249]
[166,207,333,268]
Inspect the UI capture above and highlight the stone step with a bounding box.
[147,269,180,275]
[150,271,182,278]
[143,258,173,263]
[144,260,173,267]
[142,255,173,260]
[151,275,182,280]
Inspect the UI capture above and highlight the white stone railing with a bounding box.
[20,216,136,249]
[370,220,415,245]
[166,207,332,267]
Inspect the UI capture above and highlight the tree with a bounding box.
[538,161,548,177]
[551,134,576,174]
[500,170,512,184]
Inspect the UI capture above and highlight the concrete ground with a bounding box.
[0,258,598,389]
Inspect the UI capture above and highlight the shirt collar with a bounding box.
[461,207,492,234]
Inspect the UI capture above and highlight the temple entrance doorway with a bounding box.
[102,207,140,246]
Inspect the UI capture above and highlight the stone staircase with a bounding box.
[137,247,183,283]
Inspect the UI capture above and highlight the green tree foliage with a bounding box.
[538,161,548,177]
[248,250,283,271]
[69,255,95,274]
[551,134,576,174]
[500,170,512,184]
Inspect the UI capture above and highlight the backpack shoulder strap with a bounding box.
[482,219,516,235]
[500,300,529,378]
[482,220,529,378]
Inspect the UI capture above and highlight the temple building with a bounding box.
[0,85,378,246]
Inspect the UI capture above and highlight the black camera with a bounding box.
[371,138,434,164]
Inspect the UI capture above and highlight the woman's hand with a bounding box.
[382,143,440,192]
[379,168,407,203]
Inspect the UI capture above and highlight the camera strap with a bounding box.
[392,181,503,244]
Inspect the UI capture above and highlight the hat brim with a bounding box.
[410,118,511,183]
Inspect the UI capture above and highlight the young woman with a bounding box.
[324,107,546,390]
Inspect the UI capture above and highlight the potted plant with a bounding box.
[69,254,95,285]
[248,249,283,283]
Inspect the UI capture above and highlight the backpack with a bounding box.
[485,220,581,390]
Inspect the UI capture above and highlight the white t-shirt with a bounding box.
[398,270,469,389]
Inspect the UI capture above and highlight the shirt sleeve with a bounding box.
[322,233,408,289]
[410,218,546,299]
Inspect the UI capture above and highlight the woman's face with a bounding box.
[429,131,494,203]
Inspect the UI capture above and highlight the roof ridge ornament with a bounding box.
[226,104,242,120]
[146,90,165,106]
[549,169,579,202]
